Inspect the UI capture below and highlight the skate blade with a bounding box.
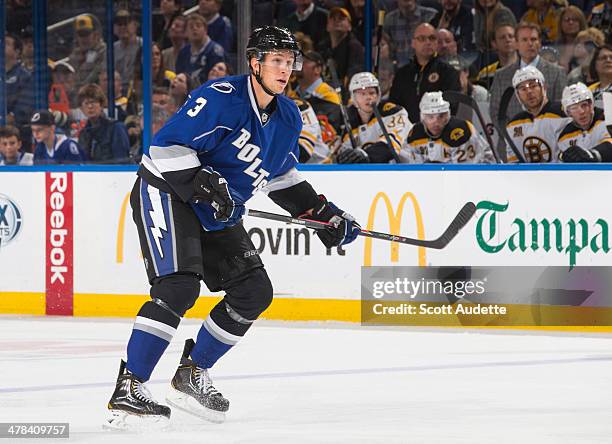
[103,409,171,432]
[166,387,227,424]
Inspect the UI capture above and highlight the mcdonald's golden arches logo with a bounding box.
[364,192,427,266]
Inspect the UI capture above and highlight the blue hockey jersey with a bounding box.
[138,74,303,231]
[33,134,89,164]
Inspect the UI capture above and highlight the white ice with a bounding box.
[1,316,612,443]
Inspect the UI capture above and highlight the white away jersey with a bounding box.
[505,101,570,163]
[402,117,495,164]
[341,100,412,158]
[293,98,330,163]
[557,108,612,154]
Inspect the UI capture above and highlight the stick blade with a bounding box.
[428,202,477,249]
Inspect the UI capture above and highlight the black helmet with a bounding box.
[246,26,303,70]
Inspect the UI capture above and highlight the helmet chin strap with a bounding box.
[253,64,278,97]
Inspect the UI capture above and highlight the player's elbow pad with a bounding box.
[268,180,321,217]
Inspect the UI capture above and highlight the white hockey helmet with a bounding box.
[349,72,380,105]
[561,82,594,113]
[419,91,450,115]
[512,66,545,90]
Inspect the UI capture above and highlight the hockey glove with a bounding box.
[193,167,245,223]
[300,195,361,248]
[336,147,369,164]
[561,145,600,163]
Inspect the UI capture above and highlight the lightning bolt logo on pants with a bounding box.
[148,185,167,258]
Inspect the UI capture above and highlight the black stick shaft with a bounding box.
[372,106,402,163]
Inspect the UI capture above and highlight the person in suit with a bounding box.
[489,21,567,130]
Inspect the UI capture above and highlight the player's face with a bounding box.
[31,125,53,143]
[567,99,594,129]
[257,51,295,94]
[516,80,544,111]
[0,136,21,159]
[353,87,379,113]
[422,112,449,137]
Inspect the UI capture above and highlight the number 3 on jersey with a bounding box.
[187,97,207,117]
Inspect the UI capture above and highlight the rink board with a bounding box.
[1,165,612,327]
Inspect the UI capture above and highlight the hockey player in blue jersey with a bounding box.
[106,26,361,430]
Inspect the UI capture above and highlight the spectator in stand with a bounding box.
[383,0,438,68]
[127,104,171,163]
[68,14,107,90]
[152,86,173,115]
[154,0,182,49]
[280,0,329,49]
[378,60,395,100]
[175,13,225,85]
[207,61,233,80]
[568,27,605,84]
[19,25,33,73]
[588,0,612,44]
[49,61,77,116]
[0,125,32,166]
[152,42,176,88]
[5,33,34,131]
[198,0,234,53]
[474,0,516,52]
[389,23,461,123]
[476,22,518,88]
[346,0,375,47]
[588,44,612,102]
[77,84,130,163]
[316,7,365,87]
[556,6,588,71]
[521,0,565,44]
[294,32,315,53]
[437,28,458,58]
[162,15,187,72]
[6,0,30,37]
[31,110,88,164]
[168,72,195,113]
[114,9,143,96]
[431,0,476,53]
[489,21,567,132]
[99,70,128,122]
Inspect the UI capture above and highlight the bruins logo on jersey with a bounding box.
[523,136,552,162]
[383,102,395,112]
[450,128,464,141]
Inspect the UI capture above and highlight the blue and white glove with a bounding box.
[193,167,245,224]
[301,195,361,248]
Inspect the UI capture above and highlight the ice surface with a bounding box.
[1,316,611,443]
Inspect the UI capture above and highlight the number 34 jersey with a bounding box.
[138,74,302,231]
[401,117,495,164]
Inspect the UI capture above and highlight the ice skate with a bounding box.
[166,339,230,423]
[104,360,171,431]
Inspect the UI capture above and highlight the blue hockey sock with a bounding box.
[126,315,176,381]
[190,316,238,369]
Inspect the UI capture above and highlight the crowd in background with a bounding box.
[2,0,612,165]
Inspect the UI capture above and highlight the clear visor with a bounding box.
[257,50,303,71]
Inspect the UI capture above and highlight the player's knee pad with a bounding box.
[150,272,201,318]
[224,268,273,322]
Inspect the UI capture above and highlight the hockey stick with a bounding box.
[247,202,476,249]
[496,86,526,163]
[443,90,501,164]
[327,58,358,150]
[372,105,402,163]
